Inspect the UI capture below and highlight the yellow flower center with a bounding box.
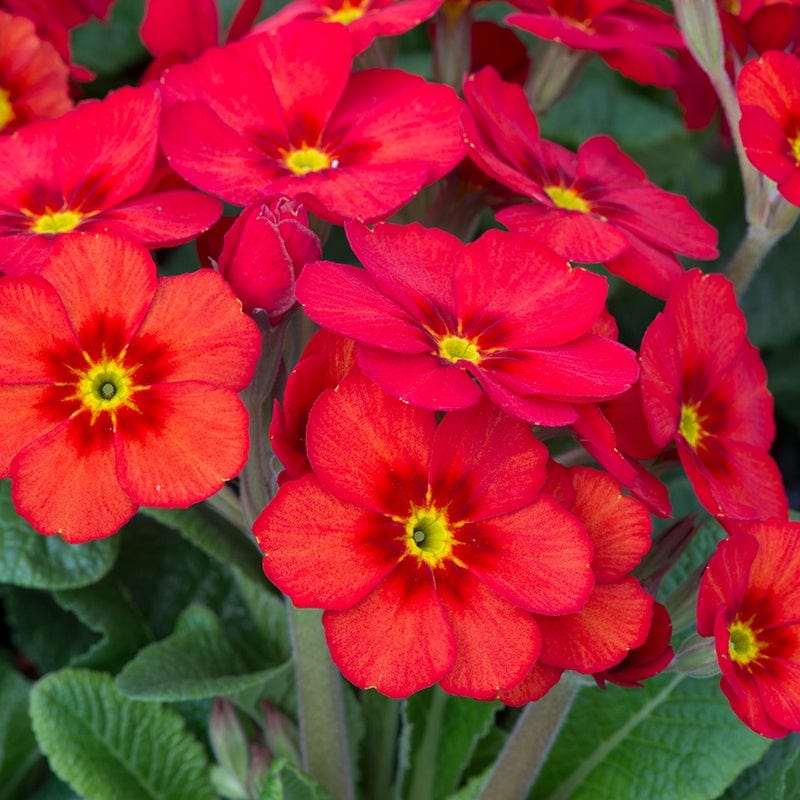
[728,618,765,668]
[437,334,481,364]
[790,132,800,166]
[72,354,141,427]
[544,185,591,213]
[404,506,456,568]
[31,209,84,235]
[323,0,367,24]
[0,88,14,131]
[284,146,332,176]
[679,402,703,449]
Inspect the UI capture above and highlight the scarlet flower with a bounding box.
[505,0,683,87]
[213,197,321,321]
[461,67,719,299]
[295,220,639,426]
[0,11,71,135]
[269,329,357,484]
[255,372,595,698]
[501,465,656,704]
[0,83,222,275]
[738,50,800,207]
[639,269,787,520]
[0,233,261,541]
[253,0,444,55]
[697,519,800,737]
[159,21,465,223]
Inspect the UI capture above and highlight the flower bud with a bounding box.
[209,698,250,795]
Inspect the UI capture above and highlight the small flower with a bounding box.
[296,220,638,426]
[255,372,595,699]
[159,21,465,223]
[639,269,787,520]
[697,519,800,737]
[738,49,800,207]
[0,84,222,275]
[0,233,261,541]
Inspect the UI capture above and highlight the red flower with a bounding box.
[639,269,787,520]
[213,197,321,320]
[159,21,465,223]
[0,84,222,275]
[253,0,444,55]
[505,0,683,87]
[295,220,639,426]
[697,520,800,737]
[502,465,656,704]
[0,233,261,541]
[461,67,719,299]
[0,11,71,134]
[269,329,357,484]
[255,372,594,698]
[738,50,800,207]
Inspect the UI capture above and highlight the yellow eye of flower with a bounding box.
[545,185,591,213]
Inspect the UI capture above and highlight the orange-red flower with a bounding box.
[0,234,261,541]
[697,519,800,737]
[639,269,787,520]
[0,11,71,135]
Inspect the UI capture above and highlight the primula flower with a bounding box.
[461,67,719,299]
[0,233,261,541]
[0,83,222,275]
[501,465,655,704]
[270,329,357,484]
[697,519,800,737]
[253,0,444,55]
[213,197,321,321]
[255,372,595,698]
[505,0,683,87]
[0,11,71,135]
[159,21,465,223]
[639,269,787,521]
[295,220,639,426]
[738,50,800,207]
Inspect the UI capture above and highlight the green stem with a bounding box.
[204,485,245,531]
[407,687,448,800]
[476,674,578,800]
[361,691,400,800]
[725,223,784,298]
[525,43,590,115]
[287,603,355,800]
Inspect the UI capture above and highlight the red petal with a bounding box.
[126,269,261,389]
[323,560,456,697]
[115,382,250,507]
[11,417,137,541]
[255,474,403,610]
[437,566,540,699]
[140,0,219,59]
[499,662,563,706]
[0,385,66,474]
[306,371,434,517]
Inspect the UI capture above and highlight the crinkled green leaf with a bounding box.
[531,674,771,800]
[115,604,293,703]
[257,758,331,800]
[53,577,153,671]
[27,774,81,800]
[29,668,216,800]
[398,687,499,800]
[0,481,119,590]
[2,587,99,673]
[0,657,40,800]
[71,0,147,77]
[719,733,800,800]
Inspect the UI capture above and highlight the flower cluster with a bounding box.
[1,0,799,745]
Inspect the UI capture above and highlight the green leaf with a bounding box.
[531,674,771,800]
[257,758,331,800]
[0,481,119,590]
[0,657,41,800]
[53,577,153,672]
[398,687,499,800]
[2,587,99,673]
[27,774,82,800]
[70,0,147,77]
[29,668,217,800]
[719,734,800,800]
[115,604,294,704]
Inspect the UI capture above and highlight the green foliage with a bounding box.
[0,657,40,800]
[256,758,332,800]
[531,674,771,800]
[29,669,217,800]
[0,481,119,590]
[719,734,800,800]
[71,0,147,77]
